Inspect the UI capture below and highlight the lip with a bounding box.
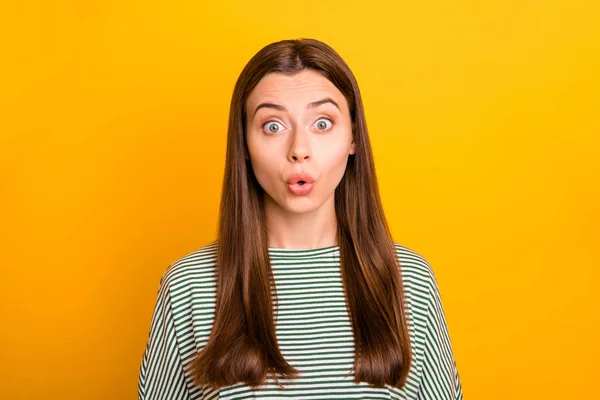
[286,172,315,185]
[288,182,314,195]
[286,172,315,196]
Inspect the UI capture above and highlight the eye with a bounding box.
[313,117,333,131]
[263,121,285,134]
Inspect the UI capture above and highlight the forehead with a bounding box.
[246,69,346,111]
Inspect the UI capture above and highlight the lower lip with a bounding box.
[288,182,314,195]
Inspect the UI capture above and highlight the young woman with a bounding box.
[138,38,463,400]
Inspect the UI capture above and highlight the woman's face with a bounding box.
[245,69,356,214]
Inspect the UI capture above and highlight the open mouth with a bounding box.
[287,179,314,194]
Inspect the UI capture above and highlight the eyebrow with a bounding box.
[253,97,340,117]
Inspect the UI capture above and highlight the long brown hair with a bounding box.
[186,38,412,390]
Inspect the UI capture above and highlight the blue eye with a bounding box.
[314,118,333,131]
[264,121,285,134]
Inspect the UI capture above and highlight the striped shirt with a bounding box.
[138,241,463,399]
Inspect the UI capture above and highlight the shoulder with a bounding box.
[151,241,219,349]
[392,242,435,281]
[392,241,438,299]
[158,240,439,293]
[159,240,219,293]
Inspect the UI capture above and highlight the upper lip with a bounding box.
[287,172,315,184]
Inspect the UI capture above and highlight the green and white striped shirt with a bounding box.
[138,241,463,399]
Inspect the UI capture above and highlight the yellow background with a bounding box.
[1,1,598,399]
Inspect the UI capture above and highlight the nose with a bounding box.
[287,126,311,163]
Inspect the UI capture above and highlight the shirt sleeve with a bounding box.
[417,263,463,400]
[138,271,194,400]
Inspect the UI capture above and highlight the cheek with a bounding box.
[248,147,280,188]
[316,143,351,182]
[246,132,266,169]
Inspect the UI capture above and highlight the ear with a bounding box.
[349,122,356,155]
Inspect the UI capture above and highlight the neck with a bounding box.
[263,192,338,250]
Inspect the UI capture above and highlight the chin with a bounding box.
[284,199,320,214]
